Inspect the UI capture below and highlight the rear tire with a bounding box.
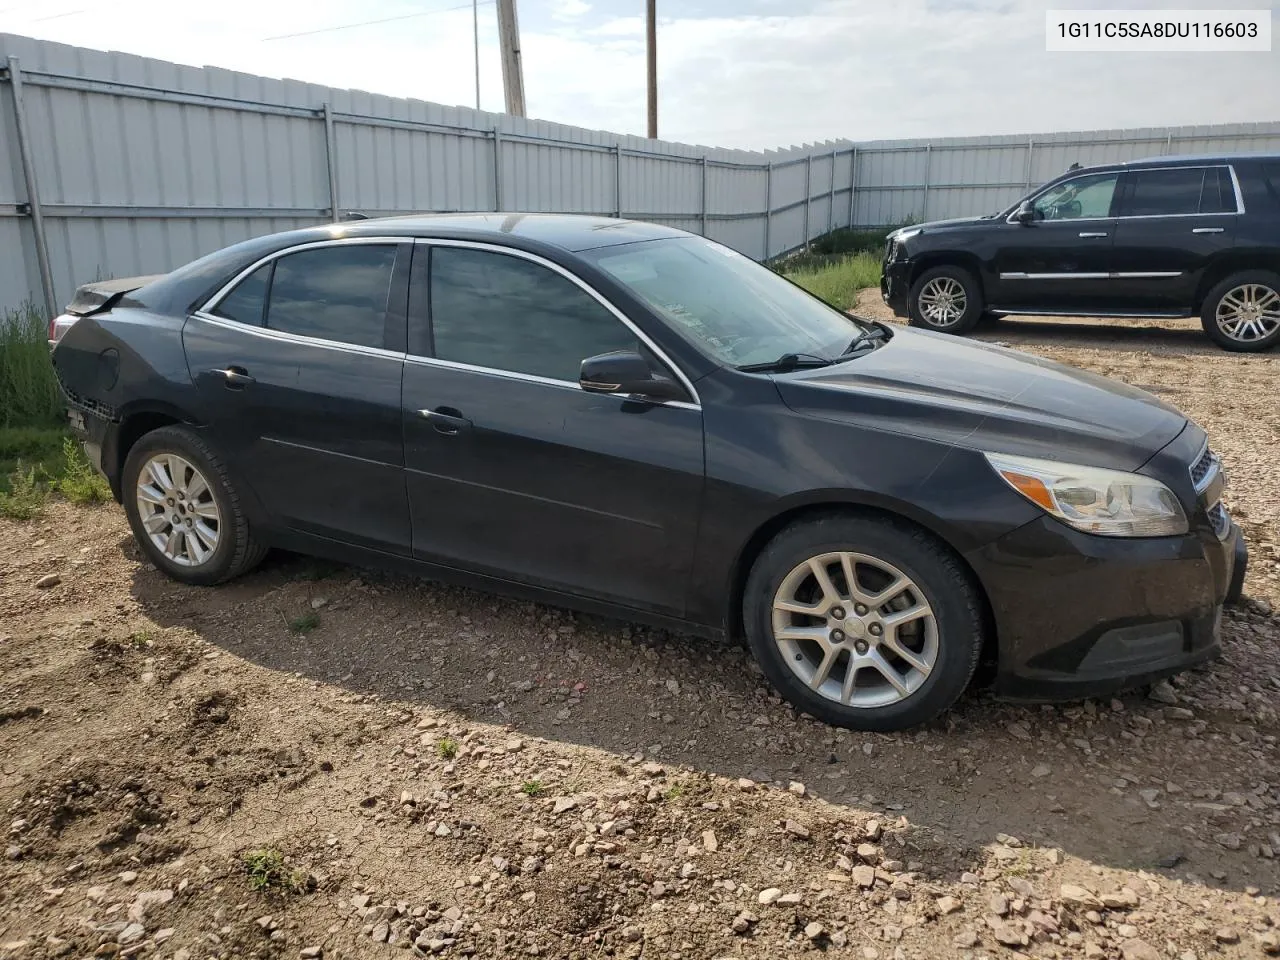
[1200,270,1280,352]
[122,425,267,586]
[742,513,984,731]
[908,265,984,335]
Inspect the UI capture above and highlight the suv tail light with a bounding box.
[47,313,79,348]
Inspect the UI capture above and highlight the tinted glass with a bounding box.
[1260,163,1280,207]
[583,236,860,367]
[1032,173,1118,220]
[212,263,271,326]
[1199,167,1236,214]
[1126,168,1204,216]
[266,245,396,348]
[430,248,638,382]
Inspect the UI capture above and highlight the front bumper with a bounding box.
[881,260,911,317]
[967,515,1245,702]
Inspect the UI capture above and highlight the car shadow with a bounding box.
[974,316,1279,358]
[129,545,1280,899]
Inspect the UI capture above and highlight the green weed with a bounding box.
[53,437,111,504]
[0,301,62,428]
[436,737,459,760]
[242,849,309,893]
[0,462,49,520]
[520,779,544,796]
[288,612,321,634]
[784,252,883,312]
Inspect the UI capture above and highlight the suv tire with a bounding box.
[122,425,267,586]
[1200,270,1280,352]
[908,265,984,334]
[742,513,984,731]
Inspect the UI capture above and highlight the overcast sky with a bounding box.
[2,0,1277,150]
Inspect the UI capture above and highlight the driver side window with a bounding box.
[1032,173,1119,221]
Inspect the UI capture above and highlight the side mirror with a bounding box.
[580,351,686,402]
[1013,200,1036,224]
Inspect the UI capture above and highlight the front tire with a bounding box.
[908,265,984,334]
[742,514,984,731]
[122,425,266,585]
[1200,271,1280,352]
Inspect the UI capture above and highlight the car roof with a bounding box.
[316,213,688,252]
[1062,151,1280,175]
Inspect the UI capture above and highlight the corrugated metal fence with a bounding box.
[0,32,855,317]
[3,32,1279,318]
[852,124,1280,226]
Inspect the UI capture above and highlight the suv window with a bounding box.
[266,244,397,349]
[212,263,271,326]
[1199,167,1237,214]
[1032,173,1118,220]
[428,247,639,382]
[1125,167,1207,217]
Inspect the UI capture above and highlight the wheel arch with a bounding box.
[1193,251,1280,310]
[723,496,999,679]
[907,252,988,295]
[111,401,204,500]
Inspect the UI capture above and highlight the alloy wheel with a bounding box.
[1216,283,1280,343]
[770,551,939,709]
[917,277,967,328]
[135,453,221,567]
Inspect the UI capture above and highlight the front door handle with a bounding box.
[418,406,472,436]
[211,366,255,389]
[1077,231,1108,238]
[1192,227,1225,234]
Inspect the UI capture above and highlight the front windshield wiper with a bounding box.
[839,322,893,357]
[737,352,835,373]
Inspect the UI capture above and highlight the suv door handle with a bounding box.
[211,366,255,389]
[418,406,472,436]
[1077,231,1108,238]
[1192,227,1224,234]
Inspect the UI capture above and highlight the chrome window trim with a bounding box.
[1005,164,1244,224]
[412,237,702,409]
[999,271,1183,280]
[198,236,408,316]
[988,309,1192,318]
[189,311,406,361]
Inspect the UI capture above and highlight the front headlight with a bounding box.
[984,452,1188,537]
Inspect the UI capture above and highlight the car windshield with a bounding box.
[582,236,864,367]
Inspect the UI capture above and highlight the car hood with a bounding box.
[775,328,1187,472]
[888,216,996,239]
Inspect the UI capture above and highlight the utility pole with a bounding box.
[473,0,481,111]
[645,0,657,139]
[496,0,526,117]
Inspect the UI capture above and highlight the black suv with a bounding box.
[881,153,1280,352]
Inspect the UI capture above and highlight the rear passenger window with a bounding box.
[1198,168,1237,214]
[266,245,397,349]
[212,263,270,326]
[1125,168,1205,216]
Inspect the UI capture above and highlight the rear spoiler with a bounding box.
[65,275,164,316]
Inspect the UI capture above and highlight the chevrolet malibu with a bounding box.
[48,215,1248,731]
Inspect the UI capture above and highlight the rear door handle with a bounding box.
[211,366,255,389]
[1077,231,1108,238]
[1192,227,1224,234]
[418,406,472,436]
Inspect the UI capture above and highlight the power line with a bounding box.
[262,0,494,43]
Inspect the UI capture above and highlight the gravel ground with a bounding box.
[1,310,1278,960]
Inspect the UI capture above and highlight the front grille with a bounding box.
[1190,444,1216,491]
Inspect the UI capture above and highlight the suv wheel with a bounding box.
[742,514,984,731]
[123,425,267,585]
[1200,271,1280,352]
[908,266,984,334]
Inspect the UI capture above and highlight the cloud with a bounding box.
[551,0,592,21]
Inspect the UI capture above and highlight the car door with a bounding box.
[990,170,1120,312]
[183,239,413,553]
[1107,165,1240,313]
[401,240,705,616]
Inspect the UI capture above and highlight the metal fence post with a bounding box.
[763,161,773,260]
[614,144,623,218]
[4,57,57,318]
[848,147,857,228]
[700,155,709,236]
[492,127,503,211]
[1164,132,1173,155]
[321,103,340,222]
[803,153,812,248]
[1024,138,1034,191]
[921,143,932,221]
[827,147,837,234]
